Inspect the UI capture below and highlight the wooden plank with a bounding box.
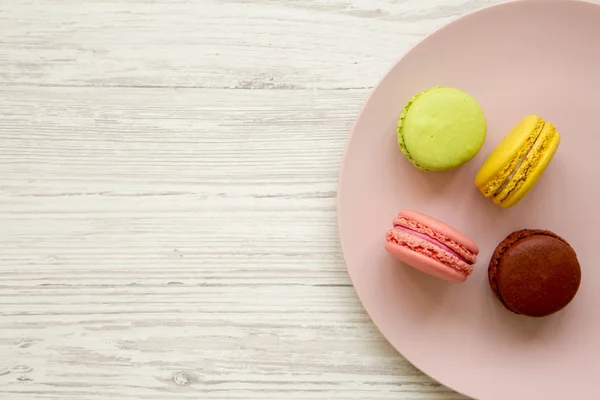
[0,0,502,89]
[0,86,466,398]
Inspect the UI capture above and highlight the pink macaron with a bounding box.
[385,210,479,283]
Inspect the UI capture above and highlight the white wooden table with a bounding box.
[0,1,529,399]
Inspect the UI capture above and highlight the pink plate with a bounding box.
[337,0,600,399]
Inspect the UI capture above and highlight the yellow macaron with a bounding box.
[475,115,560,208]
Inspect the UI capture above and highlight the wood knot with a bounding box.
[172,371,198,386]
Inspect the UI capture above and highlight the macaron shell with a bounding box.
[386,228,474,274]
[494,123,560,208]
[489,229,581,317]
[399,87,486,171]
[475,115,544,196]
[385,241,467,283]
[399,210,479,255]
[498,235,579,317]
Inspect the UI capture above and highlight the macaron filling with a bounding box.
[393,225,467,263]
[493,126,543,196]
[393,216,477,264]
[493,123,555,204]
[480,119,545,198]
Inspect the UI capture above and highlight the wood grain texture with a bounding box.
[0,0,542,399]
[1,0,502,90]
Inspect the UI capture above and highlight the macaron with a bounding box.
[397,86,487,171]
[489,229,581,317]
[385,210,479,283]
[475,115,560,208]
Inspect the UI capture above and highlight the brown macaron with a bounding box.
[489,229,581,317]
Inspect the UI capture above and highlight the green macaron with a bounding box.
[397,86,486,171]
